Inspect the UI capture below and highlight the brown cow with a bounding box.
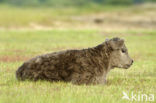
[16,37,133,85]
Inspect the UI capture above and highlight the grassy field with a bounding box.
[0,29,156,103]
[0,4,156,30]
[0,4,156,103]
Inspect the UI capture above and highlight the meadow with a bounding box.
[0,4,156,103]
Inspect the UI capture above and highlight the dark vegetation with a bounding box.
[0,0,155,7]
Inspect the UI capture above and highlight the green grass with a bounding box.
[1,4,156,28]
[0,29,156,103]
[0,4,125,27]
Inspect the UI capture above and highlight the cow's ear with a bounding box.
[108,37,124,50]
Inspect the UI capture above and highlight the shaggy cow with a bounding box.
[16,37,133,85]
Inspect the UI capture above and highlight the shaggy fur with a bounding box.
[16,37,133,85]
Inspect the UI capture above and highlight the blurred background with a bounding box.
[0,0,156,30]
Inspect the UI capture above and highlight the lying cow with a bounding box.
[16,37,133,85]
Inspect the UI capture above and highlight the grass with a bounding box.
[0,29,156,103]
[0,4,126,27]
[0,4,156,29]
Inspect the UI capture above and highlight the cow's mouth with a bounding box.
[124,64,132,69]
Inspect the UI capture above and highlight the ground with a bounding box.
[0,4,156,103]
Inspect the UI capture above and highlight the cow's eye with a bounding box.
[121,49,126,53]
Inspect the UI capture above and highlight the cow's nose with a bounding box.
[131,60,134,64]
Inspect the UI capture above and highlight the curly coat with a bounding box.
[16,37,133,85]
